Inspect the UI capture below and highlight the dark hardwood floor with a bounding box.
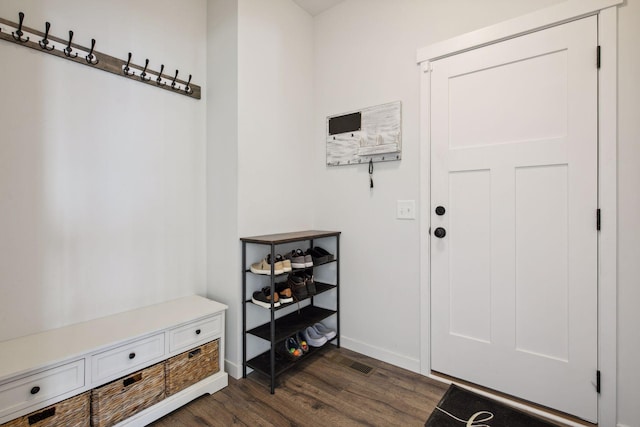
[150,347,448,426]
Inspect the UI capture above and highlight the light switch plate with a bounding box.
[397,200,416,220]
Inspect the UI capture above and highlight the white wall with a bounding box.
[206,0,314,377]
[236,0,315,238]
[313,0,640,425]
[206,0,240,375]
[0,0,207,341]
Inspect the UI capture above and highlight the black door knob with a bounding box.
[434,227,446,238]
[129,352,136,359]
[30,386,40,395]
[435,206,446,216]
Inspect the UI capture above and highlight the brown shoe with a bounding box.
[276,282,293,303]
[251,286,280,309]
[305,273,316,295]
[288,274,308,300]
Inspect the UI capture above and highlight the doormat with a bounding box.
[425,385,559,427]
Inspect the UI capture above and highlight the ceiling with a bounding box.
[292,0,345,16]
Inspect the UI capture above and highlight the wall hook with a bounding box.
[123,52,135,76]
[12,12,30,43]
[184,74,193,94]
[38,22,54,50]
[156,64,166,86]
[85,38,99,65]
[171,70,179,89]
[140,59,151,81]
[63,31,78,58]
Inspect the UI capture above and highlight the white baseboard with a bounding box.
[340,336,421,373]
[224,358,242,379]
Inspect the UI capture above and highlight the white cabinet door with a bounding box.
[430,16,598,422]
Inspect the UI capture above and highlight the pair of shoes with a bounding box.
[250,257,282,275]
[283,332,309,359]
[303,326,327,347]
[287,272,316,299]
[275,254,292,273]
[306,246,334,265]
[303,323,337,347]
[312,322,337,340]
[285,249,313,269]
[304,272,316,295]
[284,336,303,358]
[251,287,280,308]
[250,254,292,275]
[287,274,308,300]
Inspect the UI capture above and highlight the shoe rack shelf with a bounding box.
[243,282,336,310]
[246,337,336,378]
[241,230,340,394]
[247,305,337,341]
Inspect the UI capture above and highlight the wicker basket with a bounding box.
[165,339,219,396]
[1,392,90,427]
[90,362,165,427]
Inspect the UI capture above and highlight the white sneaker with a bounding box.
[303,326,327,347]
[313,322,337,340]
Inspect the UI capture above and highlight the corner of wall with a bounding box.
[206,0,241,369]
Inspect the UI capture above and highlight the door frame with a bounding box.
[417,1,620,425]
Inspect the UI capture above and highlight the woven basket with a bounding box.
[165,339,219,396]
[90,362,165,427]
[1,392,90,427]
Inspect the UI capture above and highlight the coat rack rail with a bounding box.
[0,14,201,100]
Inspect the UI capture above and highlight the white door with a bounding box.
[430,17,598,422]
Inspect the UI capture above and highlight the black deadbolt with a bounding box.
[434,227,447,238]
[30,386,40,395]
[129,352,136,359]
[435,206,446,216]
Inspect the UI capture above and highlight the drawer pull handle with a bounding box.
[195,329,201,335]
[123,372,142,387]
[30,386,40,395]
[28,407,56,425]
[188,348,202,358]
[129,352,136,359]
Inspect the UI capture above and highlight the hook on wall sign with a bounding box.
[0,11,201,99]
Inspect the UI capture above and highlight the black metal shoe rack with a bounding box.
[241,230,340,394]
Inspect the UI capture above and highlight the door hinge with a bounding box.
[597,209,601,231]
[596,370,601,393]
[597,46,601,69]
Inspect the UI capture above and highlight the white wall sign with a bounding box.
[326,101,401,166]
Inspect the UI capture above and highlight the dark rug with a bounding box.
[425,385,559,426]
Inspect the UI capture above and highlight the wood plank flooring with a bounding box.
[150,347,448,426]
